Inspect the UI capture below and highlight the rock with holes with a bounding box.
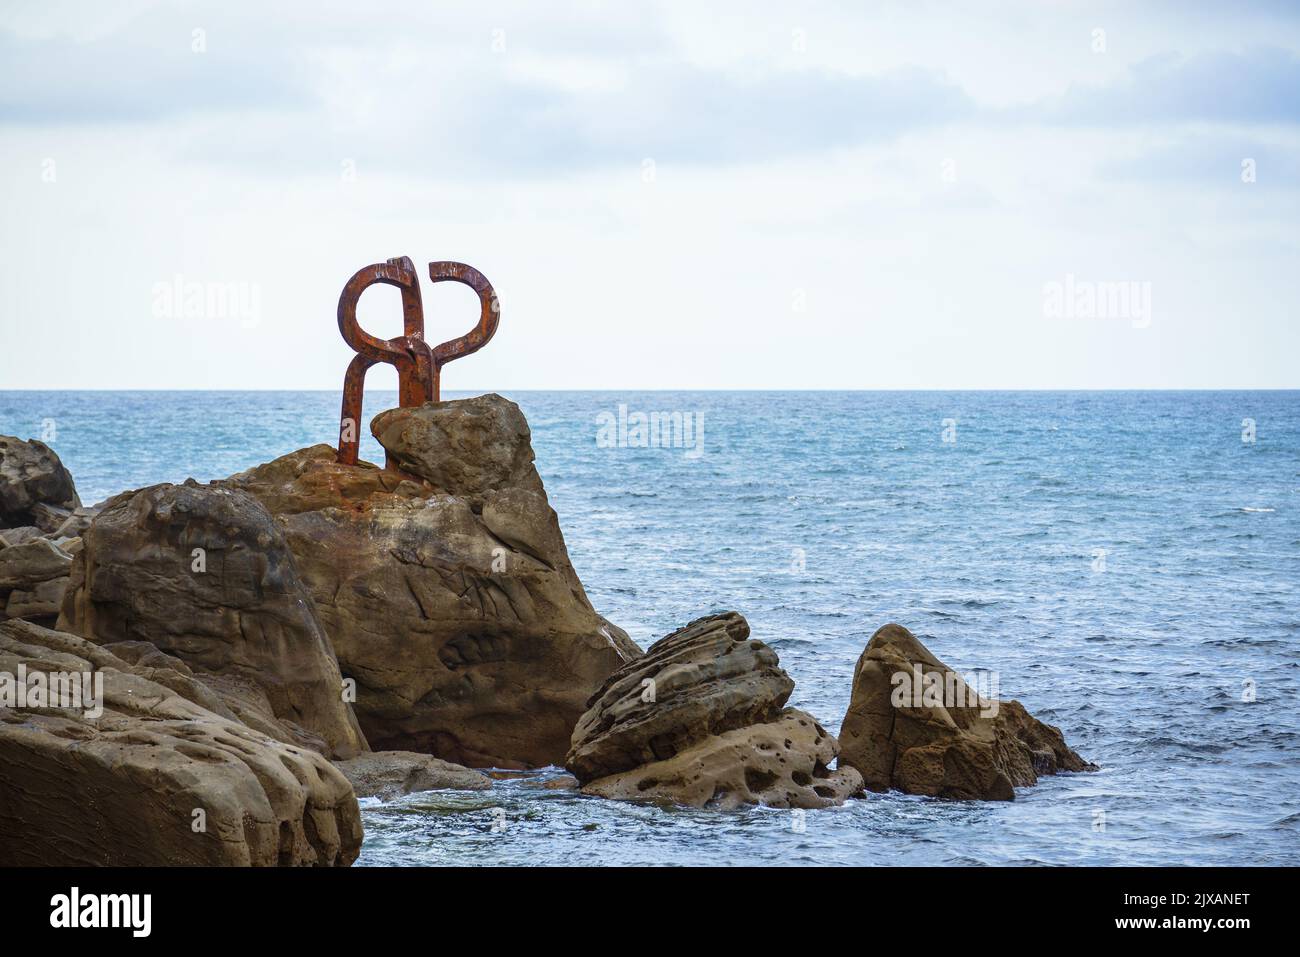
[0,436,81,533]
[219,393,640,768]
[0,619,362,866]
[334,750,491,800]
[566,612,861,809]
[838,623,1096,801]
[55,482,367,760]
[582,708,862,809]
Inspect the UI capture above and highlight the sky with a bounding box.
[1,0,1297,390]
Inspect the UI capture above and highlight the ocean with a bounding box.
[2,389,1297,866]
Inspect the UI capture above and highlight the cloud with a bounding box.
[1099,132,1300,187]
[0,2,973,174]
[1033,46,1300,126]
[0,25,316,123]
[165,61,975,179]
[552,63,975,165]
[418,62,976,174]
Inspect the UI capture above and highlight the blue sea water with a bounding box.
[2,390,1298,866]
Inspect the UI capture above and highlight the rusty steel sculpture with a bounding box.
[335,256,499,466]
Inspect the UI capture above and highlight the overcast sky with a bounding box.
[1,0,1297,389]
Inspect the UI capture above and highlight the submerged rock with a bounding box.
[0,436,80,532]
[566,612,861,809]
[0,619,362,866]
[222,393,640,768]
[838,623,1096,801]
[56,482,367,759]
[335,750,491,800]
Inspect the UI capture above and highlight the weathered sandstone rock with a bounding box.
[567,612,861,809]
[335,750,491,800]
[0,538,71,590]
[582,708,862,809]
[48,505,98,541]
[372,396,546,499]
[0,538,72,626]
[0,619,362,866]
[838,623,1096,801]
[567,612,794,782]
[0,436,80,532]
[3,578,67,621]
[56,482,366,759]
[221,393,640,768]
[0,526,45,548]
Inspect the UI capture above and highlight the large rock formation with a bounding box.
[0,619,362,866]
[0,435,81,533]
[838,623,1096,801]
[221,393,640,768]
[566,613,862,809]
[57,482,366,759]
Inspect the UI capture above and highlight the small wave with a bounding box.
[1144,735,1229,755]
[1202,636,1284,648]
[1240,506,1275,513]
[923,609,963,620]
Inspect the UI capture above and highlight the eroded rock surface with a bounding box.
[221,393,640,768]
[566,612,861,809]
[838,623,1096,801]
[56,482,366,759]
[583,708,861,809]
[567,612,794,781]
[0,619,362,866]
